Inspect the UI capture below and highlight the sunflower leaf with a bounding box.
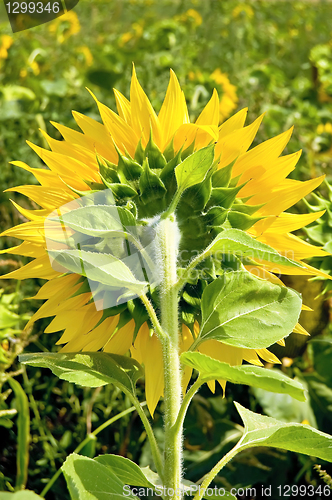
[0,492,43,499]
[0,304,20,329]
[19,352,143,395]
[47,249,148,295]
[62,453,138,500]
[235,402,332,462]
[175,145,215,194]
[94,455,155,488]
[205,228,304,268]
[180,352,306,401]
[199,270,302,349]
[50,204,137,239]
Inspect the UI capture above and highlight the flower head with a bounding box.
[1,68,330,415]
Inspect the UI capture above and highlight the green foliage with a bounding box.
[61,453,138,499]
[7,379,30,491]
[93,455,154,488]
[235,402,332,462]
[303,179,332,296]
[199,270,302,349]
[204,228,303,268]
[174,145,214,196]
[0,492,43,499]
[19,352,143,396]
[180,352,306,402]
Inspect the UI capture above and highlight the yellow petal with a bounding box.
[83,315,120,351]
[27,142,95,186]
[0,241,45,258]
[32,274,81,300]
[218,107,248,138]
[1,220,47,244]
[255,348,281,364]
[25,280,85,329]
[253,258,331,279]
[132,324,164,417]
[11,161,71,191]
[51,120,117,164]
[61,315,118,352]
[114,88,132,125]
[56,302,103,344]
[244,265,285,286]
[5,185,76,210]
[130,66,162,148]
[173,123,218,152]
[196,89,219,127]
[158,69,189,149]
[293,323,310,336]
[198,340,243,392]
[240,151,301,200]
[258,176,326,216]
[258,232,329,260]
[87,89,138,157]
[1,254,60,281]
[232,127,294,178]
[9,199,51,221]
[242,349,264,366]
[259,210,325,234]
[40,130,100,175]
[216,114,264,170]
[103,319,135,354]
[180,325,194,394]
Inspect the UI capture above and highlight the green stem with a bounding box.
[175,248,211,294]
[140,293,166,342]
[126,392,164,481]
[193,439,244,500]
[162,190,182,220]
[173,378,203,438]
[40,405,139,498]
[157,216,183,500]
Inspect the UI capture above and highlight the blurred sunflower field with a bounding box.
[1,0,332,498]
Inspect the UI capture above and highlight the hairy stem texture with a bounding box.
[157,216,183,500]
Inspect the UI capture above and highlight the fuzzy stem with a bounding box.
[140,293,166,342]
[157,216,183,500]
[173,378,203,437]
[193,439,244,500]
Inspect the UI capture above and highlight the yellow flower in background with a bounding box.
[0,35,13,60]
[76,46,93,67]
[119,22,144,46]
[210,69,238,121]
[176,9,202,27]
[232,3,254,19]
[317,122,332,135]
[1,69,330,415]
[49,11,81,43]
[184,9,202,27]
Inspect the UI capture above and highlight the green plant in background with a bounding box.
[1,67,332,499]
[0,289,32,493]
[302,179,332,297]
[1,1,332,498]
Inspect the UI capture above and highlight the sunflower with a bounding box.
[1,68,330,416]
